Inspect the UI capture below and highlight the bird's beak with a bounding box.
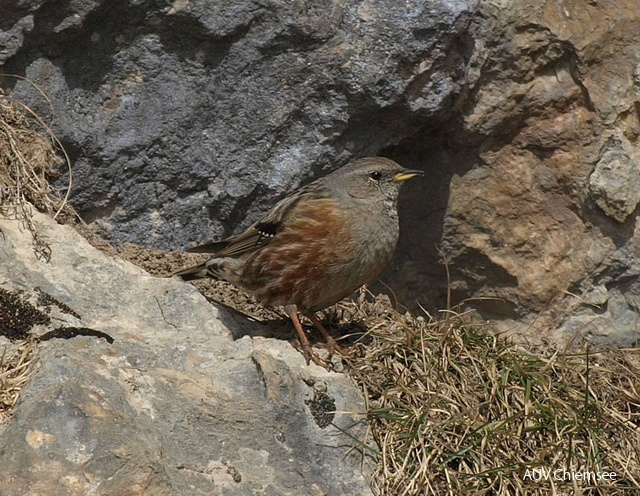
[394,169,424,182]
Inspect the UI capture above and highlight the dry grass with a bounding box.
[0,339,38,425]
[340,297,640,495]
[0,85,74,260]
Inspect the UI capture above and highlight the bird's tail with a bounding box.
[172,239,231,281]
[171,256,240,282]
[172,261,217,281]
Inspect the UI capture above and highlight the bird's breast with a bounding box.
[239,197,399,311]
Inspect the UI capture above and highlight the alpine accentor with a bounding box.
[175,157,422,365]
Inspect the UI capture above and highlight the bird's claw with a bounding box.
[298,341,333,369]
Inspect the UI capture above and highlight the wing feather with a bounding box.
[186,183,325,258]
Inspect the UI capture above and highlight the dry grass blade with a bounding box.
[341,297,640,495]
[1,74,74,220]
[0,84,76,259]
[0,339,38,425]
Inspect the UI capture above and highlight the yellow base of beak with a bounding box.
[394,169,424,182]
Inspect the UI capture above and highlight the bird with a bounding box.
[174,157,422,366]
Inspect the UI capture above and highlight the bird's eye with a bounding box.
[369,171,382,181]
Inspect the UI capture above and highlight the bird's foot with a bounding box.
[305,312,343,359]
[287,308,336,370]
[295,340,332,369]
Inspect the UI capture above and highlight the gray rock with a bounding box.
[0,210,373,495]
[1,0,475,252]
[589,138,640,222]
[557,289,640,348]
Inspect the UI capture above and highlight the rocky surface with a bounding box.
[2,1,640,343]
[442,0,640,344]
[0,210,372,495]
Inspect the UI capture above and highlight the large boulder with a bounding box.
[0,210,372,495]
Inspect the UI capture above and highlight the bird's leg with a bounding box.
[305,312,342,356]
[284,305,328,367]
